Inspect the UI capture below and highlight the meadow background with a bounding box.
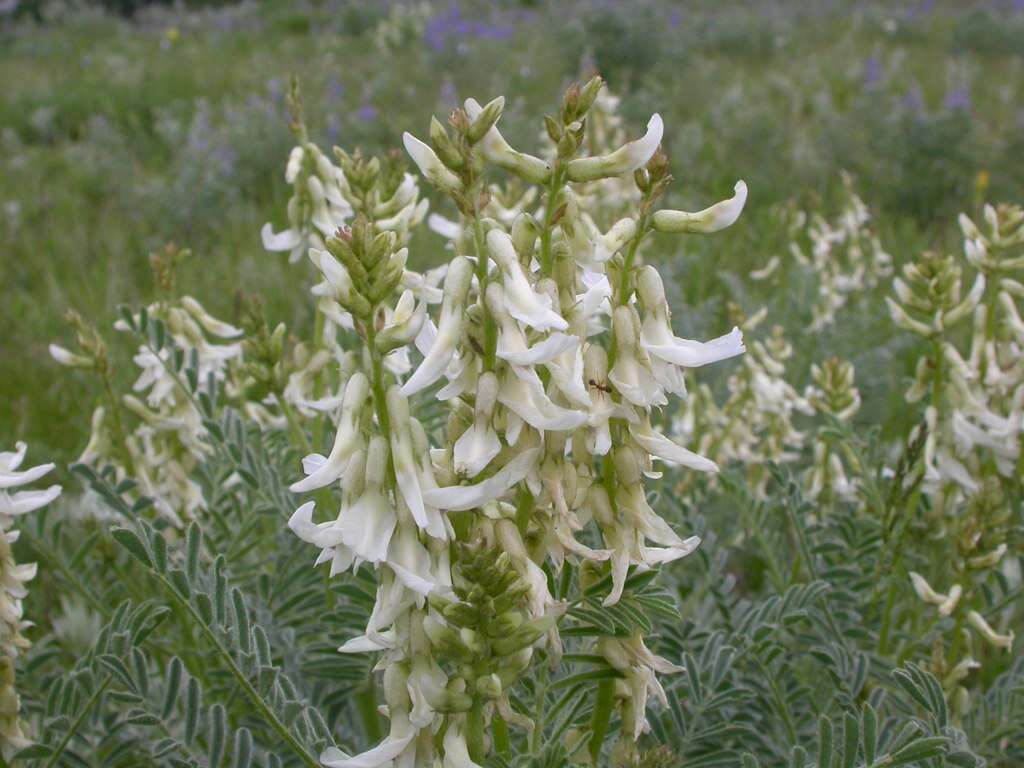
[3,2,1024,766]
[3,0,1024,464]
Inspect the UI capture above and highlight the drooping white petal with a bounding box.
[261,223,302,251]
[442,722,485,768]
[630,422,718,473]
[428,213,463,241]
[401,258,473,396]
[0,461,56,490]
[645,326,745,368]
[290,373,369,492]
[320,711,416,768]
[498,371,588,432]
[487,230,567,332]
[0,485,62,517]
[403,132,462,192]
[341,490,396,564]
[651,181,748,234]
[423,447,540,511]
[338,629,396,654]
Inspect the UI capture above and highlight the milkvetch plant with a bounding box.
[280,75,748,767]
[14,69,1021,768]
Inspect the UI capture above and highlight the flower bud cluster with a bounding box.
[0,442,61,759]
[802,357,862,503]
[284,79,749,764]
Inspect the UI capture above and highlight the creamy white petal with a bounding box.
[651,181,748,234]
[423,447,540,511]
[260,222,302,251]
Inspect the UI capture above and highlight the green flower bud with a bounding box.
[430,116,464,171]
[490,614,557,656]
[475,673,502,699]
[467,96,504,145]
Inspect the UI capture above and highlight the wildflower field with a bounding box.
[1,1,1023,766]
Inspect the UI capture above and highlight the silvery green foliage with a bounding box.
[15,77,1022,768]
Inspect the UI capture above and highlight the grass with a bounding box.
[2,0,1022,462]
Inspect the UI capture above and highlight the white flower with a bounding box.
[403,131,462,193]
[48,343,93,368]
[566,114,664,183]
[967,610,1014,651]
[651,180,748,234]
[0,443,62,521]
[402,257,474,396]
[487,229,567,332]
[497,369,588,433]
[321,709,416,768]
[290,373,370,493]
[424,447,540,512]
[442,719,485,768]
[453,373,502,478]
[387,388,447,538]
[487,283,578,367]
[260,222,304,262]
[629,418,719,474]
[608,306,666,408]
[637,266,744,396]
[592,218,637,263]
[0,442,61,759]
[598,634,682,740]
[908,572,962,617]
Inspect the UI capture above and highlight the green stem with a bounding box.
[877,579,898,656]
[470,207,497,371]
[493,714,511,755]
[154,571,321,768]
[467,698,486,763]
[43,676,112,768]
[781,498,848,650]
[615,221,647,307]
[355,683,383,744]
[588,678,615,762]
[367,334,391,438]
[539,168,564,276]
[311,307,326,452]
[277,394,312,455]
[755,655,798,747]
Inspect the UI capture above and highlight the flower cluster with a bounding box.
[674,311,808,498]
[888,202,1022,709]
[0,442,61,759]
[52,280,243,526]
[282,77,748,765]
[759,173,892,330]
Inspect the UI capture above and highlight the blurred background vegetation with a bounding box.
[2,0,1023,462]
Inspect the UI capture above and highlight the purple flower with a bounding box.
[357,103,378,123]
[439,79,458,110]
[944,87,971,112]
[325,114,341,145]
[668,9,682,28]
[863,57,883,89]
[901,87,925,114]
[326,77,345,103]
[266,77,284,104]
[423,4,515,51]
